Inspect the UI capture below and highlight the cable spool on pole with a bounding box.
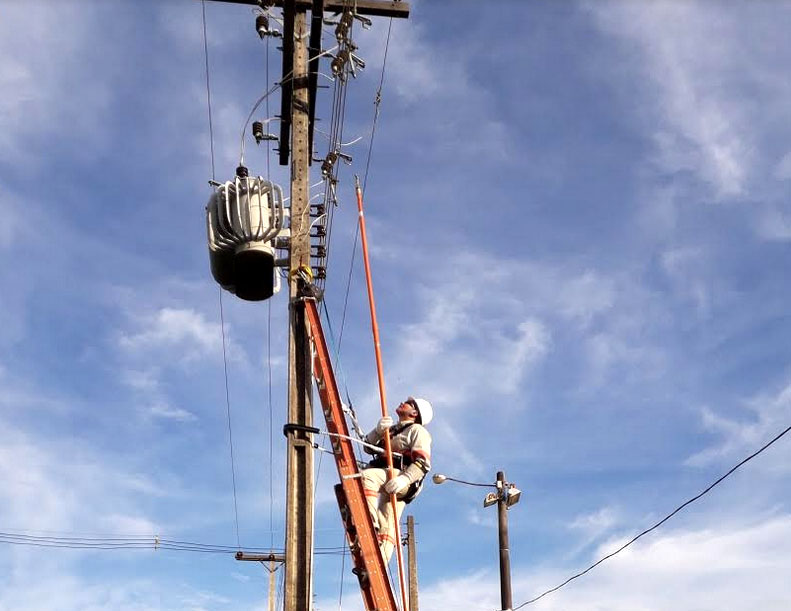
[206,164,286,301]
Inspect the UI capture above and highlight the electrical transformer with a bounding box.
[206,168,285,301]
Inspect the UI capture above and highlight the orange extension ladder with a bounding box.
[303,297,399,611]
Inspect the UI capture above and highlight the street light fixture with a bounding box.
[432,470,522,611]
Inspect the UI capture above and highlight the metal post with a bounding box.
[284,6,314,611]
[407,515,419,611]
[497,471,513,611]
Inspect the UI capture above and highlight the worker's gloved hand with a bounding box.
[375,416,393,434]
[384,474,410,495]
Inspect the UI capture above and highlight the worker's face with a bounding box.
[396,398,419,421]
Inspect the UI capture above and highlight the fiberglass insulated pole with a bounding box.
[354,175,410,610]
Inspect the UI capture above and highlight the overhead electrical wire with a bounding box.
[337,530,348,610]
[512,422,791,609]
[313,8,356,295]
[264,23,276,557]
[0,530,347,555]
[202,0,242,551]
[239,49,338,166]
[219,293,242,551]
[337,16,394,355]
[202,0,216,181]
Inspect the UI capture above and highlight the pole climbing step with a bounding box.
[303,297,399,611]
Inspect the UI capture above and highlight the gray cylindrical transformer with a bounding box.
[207,175,284,301]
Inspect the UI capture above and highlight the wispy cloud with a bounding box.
[589,2,751,198]
[411,515,791,611]
[0,420,162,536]
[686,379,791,471]
[391,256,552,407]
[588,1,791,246]
[119,307,222,361]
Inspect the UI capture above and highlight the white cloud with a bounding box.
[379,23,443,104]
[119,307,221,359]
[0,2,113,167]
[568,506,618,537]
[686,380,791,471]
[407,515,791,611]
[589,3,752,199]
[432,421,485,477]
[383,248,670,409]
[0,422,162,539]
[115,303,252,422]
[583,331,666,390]
[392,268,551,407]
[356,15,513,163]
[147,399,198,423]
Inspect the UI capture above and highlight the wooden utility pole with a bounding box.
[496,471,513,611]
[406,515,419,611]
[204,1,410,608]
[284,7,314,611]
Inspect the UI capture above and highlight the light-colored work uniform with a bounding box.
[362,421,432,562]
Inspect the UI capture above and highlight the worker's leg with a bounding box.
[361,468,387,531]
[378,495,406,563]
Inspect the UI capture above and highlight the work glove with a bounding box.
[384,474,410,495]
[375,416,393,435]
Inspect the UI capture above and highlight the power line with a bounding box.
[268,300,275,551]
[262,26,276,555]
[314,6,358,294]
[219,279,242,552]
[201,0,216,182]
[337,16,394,354]
[513,422,791,609]
[202,3,242,551]
[0,530,348,555]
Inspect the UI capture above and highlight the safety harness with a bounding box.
[367,422,430,504]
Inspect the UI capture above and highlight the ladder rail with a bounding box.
[304,298,398,611]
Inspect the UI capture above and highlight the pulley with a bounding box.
[206,167,285,301]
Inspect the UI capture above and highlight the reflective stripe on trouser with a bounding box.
[361,467,406,563]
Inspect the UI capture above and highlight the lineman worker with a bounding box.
[362,396,433,562]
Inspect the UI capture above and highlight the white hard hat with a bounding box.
[412,397,433,426]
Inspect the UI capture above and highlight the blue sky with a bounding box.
[1,1,791,609]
